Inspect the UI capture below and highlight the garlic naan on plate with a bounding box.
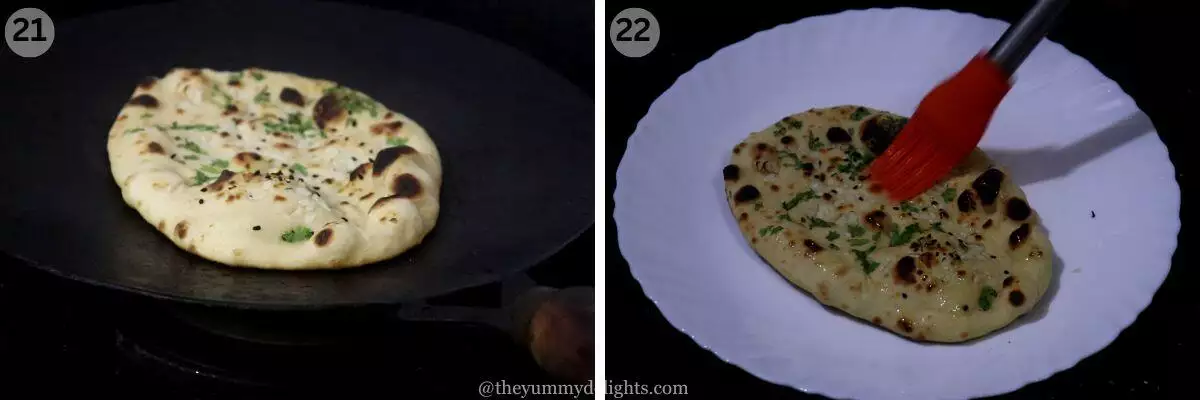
[723,105,1053,342]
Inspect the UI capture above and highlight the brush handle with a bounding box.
[986,0,1071,76]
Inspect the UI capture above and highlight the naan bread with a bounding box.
[107,68,441,270]
[723,105,1053,342]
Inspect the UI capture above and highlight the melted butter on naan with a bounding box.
[724,105,1053,342]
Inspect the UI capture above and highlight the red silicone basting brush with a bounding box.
[868,0,1070,202]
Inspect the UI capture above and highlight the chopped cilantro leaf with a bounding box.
[211,84,233,107]
[850,107,871,121]
[848,238,870,246]
[931,222,944,232]
[848,224,866,237]
[251,71,265,81]
[941,187,957,203]
[853,246,880,274]
[783,117,803,129]
[162,122,218,132]
[254,87,270,104]
[771,124,787,137]
[873,230,882,241]
[889,223,923,246]
[123,127,144,134]
[837,150,874,174]
[263,113,322,139]
[900,201,921,213]
[808,217,833,229]
[140,113,153,119]
[181,140,206,155]
[193,170,213,185]
[227,71,243,84]
[324,86,378,117]
[807,132,824,151]
[978,286,998,311]
[758,225,784,237]
[183,155,199,160]
[211,159,229,169]
[199,165,221,175]
[826,231,841,241]
[291,163,308,175]
[387,137,408,147]
[281,226,314,243]
[782,190,818,210]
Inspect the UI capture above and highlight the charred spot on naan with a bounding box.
[392,174,422,197]
[349,163,371,181]
[279,87,306,106]
[863,210,888,231]
[314,228,334,247]
[1009,223,1031,249]
[372,146,418,176]
[894,256,917,284]
[723,165,740,182]
[174,221,189,239]
[972,168,1005,206]
[233,152,262,167]
[370,121,405,136]
[732,185,761,203]
[312,93,345,129]
[146,142,165,155]
[825,127,851,143]
[957,190,977,213]
[1008,290,1026,307]
[128,94,159,108]
[803,239,823,255]
[1006,198,1031,221]
[205,170,236,192]
[859,114,905,155]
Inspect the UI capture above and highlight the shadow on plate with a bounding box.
[984,111,1152,186]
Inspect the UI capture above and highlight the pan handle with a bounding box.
[395,284,594,383]
[509,286,594,383]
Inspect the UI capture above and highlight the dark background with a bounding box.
[0,0,593,397]
[606,1,1193,399]
[30,0,594,96]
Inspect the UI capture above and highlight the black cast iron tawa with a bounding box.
[0,0,593,309]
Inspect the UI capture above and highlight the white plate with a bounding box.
[613,8,1179,400]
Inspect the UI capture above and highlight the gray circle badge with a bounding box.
[5,8,54,58]
[609,8,659,58]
